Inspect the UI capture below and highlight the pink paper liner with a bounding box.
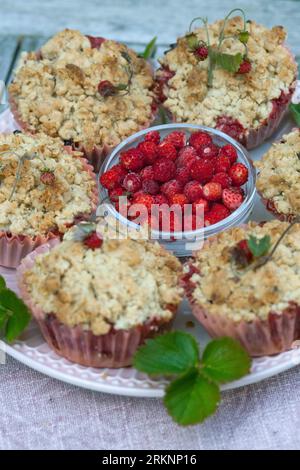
[181,238,300,357]
[0,153,98,269]
[17,243,177,368]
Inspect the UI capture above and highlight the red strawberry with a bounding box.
[120,148,144,171]
[144,130,160,144]
[237,59,252,74]
[198,143,219,159]
[164,131,186,149]
[203,182,222,201]
[132,192,155,212]
[211,172,232,189]
[109,187,124,203]
[40,171,55,185]
[123,173,142,193]
[154,194,168,206]
[237,239,253,263]
[84,232,103,250]
[157,142,177,161]
[229,163,248,186]
[183,181,203,202]
[222,188,244,210]
[100,164,126,190]
[176,146,198,169]
[183,213,204,231]
[97,80,116,97]
[153,158,176,182]
[176,166,191,185]
[161,179,183,199]
[215,155,231,173]
[140,166,154,181]
[142,179,160,195]
[190,159,214,183]
[205,203,230,226]
[192,198,210,214]
[138,141,158,164]
[194,45,208,61]
[219,144,237,165]
[189,131,212,150]
[87,35,106,49]
[169,193,188,208]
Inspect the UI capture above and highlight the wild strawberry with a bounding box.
[184,213,204,231]
[122,173,142,193]
[140,165,154,181]
[229,163,248,186]
[219,144,237,165]
[205,203,230,226]
[190,159,214,183]
[169,193,189,208]
[183,181,203,202]
[120,148,144,171]
[198,143,219,159]
[144,130,160,144]
[237,59,252,74]
[176,146,198,168]
[109,187,124,203]
[189,131,212,150]
[194,45,209,61]
[154,194,168,205]
[203,182,222,201]
[87,35,106,49]
[97,80,116,97]
[176,166,191,185]
[142,179,160,195]
[164,131,186,149]
[100,164,126,190]
[215,155,231,173]
[236,239,253,264]
[132,192,155,212]
[84,232,103,250]
[192,198,210,214]
[157,142,177,161]
[138,141,158,164]
[153,158,176,182]
[40,171,55,185]
[222,188,244,210]
[161,179,183,199]
[211,172,232,189]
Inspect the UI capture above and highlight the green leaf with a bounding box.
[238,30,250,44]
[133,331,199,376]
[247,234,271,258]
[0,276,6,292]
[159,106,169,124]
[0,289,31,342]
[202,337,251,384]
[186,33,199,50]
[289,103,300,126]
[210,49,243,73]
[139,37,157,60]
[164,368,220,425]
[115,83,128,91]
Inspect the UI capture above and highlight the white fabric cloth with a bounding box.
[0,356,300,450]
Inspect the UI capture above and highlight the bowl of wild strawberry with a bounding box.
[99,124,256,256]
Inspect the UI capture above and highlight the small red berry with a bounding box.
[229,163,249,186]
[203,182,222,201]
[176,146,198,168]
[153,158,176,182]
[198,143,219,159]
[40,171,55,185]
[138,141,158,164]
[237,59,252,74]
[219,144,238,165]
[132,192,155,212]
[97,80,116,97]
[175,166,191,185]
[120,148,144,171]
[84,232,103,250]
[161,179,183,199]
[215,155,231,173]
[142,179,160,195]
[144,130,160,144]
[222,188,244,210]
[192,198,210,214]
[184,181,203,202]
[109,187,124,203]
[164,131,186,149]
[236,239,253,263]
[190,159,214,183]
[154,194,168,206]
[157,142,177,161]
[87,35,106,49]
[140,165,154,181]
[122,173,142,193]
[100,164,126,190]
[205,203,231,226]
[194,45,208,61]
[189,131,212,150]
[169,193,189,208]
[211,172,232,189]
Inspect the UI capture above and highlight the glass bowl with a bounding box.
[98,123,256,257]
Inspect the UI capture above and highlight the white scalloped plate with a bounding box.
[1,86,300,397]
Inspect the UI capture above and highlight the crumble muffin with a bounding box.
[182,220,300,356]
[157,16,297,149]
[256,129,300,221]
[18,235,183,367]
[0,132,97,267]
[9,29,156,170]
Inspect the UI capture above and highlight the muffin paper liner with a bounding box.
[182,238,300,357]
[17,243,177,368]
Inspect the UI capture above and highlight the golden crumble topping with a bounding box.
[187,220,300,322]
[256,129,300,216]
[9,29,155,151]
[23,239,183,334]
[0,132,96,237]
[158,17,297,132]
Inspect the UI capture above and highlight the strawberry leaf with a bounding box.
[289,103,300,126]
[247,235,271,258]
[210,49,243,73]
[139,37,157,60]
[238,30,250,44]
[0,288,31,342]
[133,331,199,376]
[164,368,220,425]
[202,337,251,384]
[0,275,6,291]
